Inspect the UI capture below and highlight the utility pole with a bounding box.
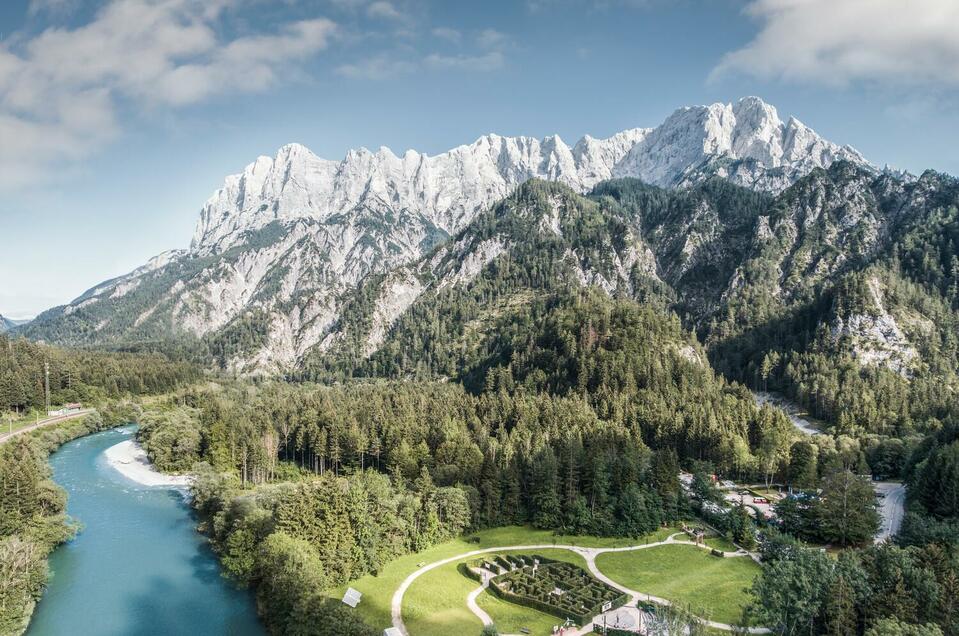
[44,362,50,415]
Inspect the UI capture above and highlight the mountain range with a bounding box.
[24,95,959,397]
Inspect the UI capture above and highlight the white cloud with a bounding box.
[425,51,504,73]
[0,0,336,189]
[715,0,959,86]
[366,1,405,22]
[336,55,416,80]
[476,28,508,50]
[432,26,462,43]
[27,0,80,17]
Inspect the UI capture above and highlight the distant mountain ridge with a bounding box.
[0,315,30,332]
[22,96,884,372]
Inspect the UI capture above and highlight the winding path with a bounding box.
[465,572,495,628]
[390,533,770,635]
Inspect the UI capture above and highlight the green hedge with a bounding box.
[486,559,627,626]
[458,562,482,583]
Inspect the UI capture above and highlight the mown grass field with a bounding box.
[332,524,686,632]
[594,544,760,625]
[405,548,586,636]
[703,534,739,552]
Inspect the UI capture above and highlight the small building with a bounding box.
[342,587,363,608]
[48,403,82,417]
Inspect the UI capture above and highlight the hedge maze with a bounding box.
[472,554,628,626]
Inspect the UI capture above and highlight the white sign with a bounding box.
[601,601,613,613]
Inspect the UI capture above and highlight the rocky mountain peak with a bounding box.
[190,97,870,257]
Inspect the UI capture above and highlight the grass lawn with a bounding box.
[594,544,760,625]
[748,486,785,500]
[1,409,46,435]
[332,524,684,632]
[405,548,586,636]
[475,587,572,636]
[703,535,739,552]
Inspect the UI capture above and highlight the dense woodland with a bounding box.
[0,334,199,415]
[749,530,958,636]
[131,288,959,635]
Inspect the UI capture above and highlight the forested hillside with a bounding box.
[0,334,199,415]
[132,286,959,634]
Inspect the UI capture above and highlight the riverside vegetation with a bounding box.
[0,334,198,634]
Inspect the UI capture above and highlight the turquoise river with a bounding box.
[27,426,264,636]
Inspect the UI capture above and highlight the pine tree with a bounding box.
[823,575,857,636]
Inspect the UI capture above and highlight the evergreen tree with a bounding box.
[823,575,857,636]
[816,470,880,546]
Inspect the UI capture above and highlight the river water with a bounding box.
[27,426,264,636]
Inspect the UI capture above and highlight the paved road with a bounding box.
[0,409,95,445]
[874,481,906,543]
[464,570,495,629]
[391,534,769,636]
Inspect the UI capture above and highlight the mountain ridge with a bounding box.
[20,96,890,373]
[190,96,869,255]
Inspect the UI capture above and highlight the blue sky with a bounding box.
[1,0,958,317]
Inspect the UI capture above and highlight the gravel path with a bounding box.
[752,391,822,435]
[464,573,495,629]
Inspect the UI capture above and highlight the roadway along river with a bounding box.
[27,426,264,636]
